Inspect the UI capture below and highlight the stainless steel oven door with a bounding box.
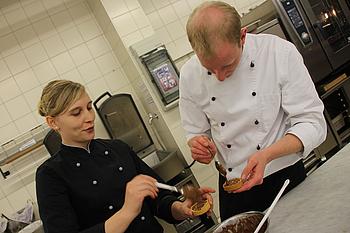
[273,0,333,83]
[300,0,350,70]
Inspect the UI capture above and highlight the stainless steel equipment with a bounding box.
[93,92,218,232]
[213,211,268,233]
[242,0,350,84]
[130,36,180,111]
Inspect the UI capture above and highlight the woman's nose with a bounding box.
[86,109,95,122]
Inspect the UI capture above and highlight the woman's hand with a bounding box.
[121,174,159,218]
[234,151,269,193]
[171,187,216,220]
[188,136,217,164]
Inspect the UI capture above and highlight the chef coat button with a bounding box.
[252,92,256,96]
[227,144,231,148]
[255,120,259,125]
[92,180,98,185]
[141,216,145,221]
[108,205,113,210]
[207,71,212,75]
[118,166,123,172]
[76,162,81,167]
[221,122,225,126]
[211,97,216,101]
[104,150,109,155]
[250,61,255,68]
[228,168,232,172]
[257,145,261,150]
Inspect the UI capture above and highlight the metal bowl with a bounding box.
[213,211,269,233]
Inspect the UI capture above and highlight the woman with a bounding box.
[36,80,215,233]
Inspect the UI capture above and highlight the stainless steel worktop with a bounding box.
[269,143,350,232]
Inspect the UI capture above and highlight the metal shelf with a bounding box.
[0,124,50,179]
[320,75,350,99]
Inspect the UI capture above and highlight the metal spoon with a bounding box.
[207,146,227,179]
[155,182,200,201]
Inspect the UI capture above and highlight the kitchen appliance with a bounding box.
[242,0,350,84]
[130,35,180,111]
[43,129,61,156]
[93,92,218,232]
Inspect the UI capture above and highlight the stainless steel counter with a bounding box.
[269,143,350,232]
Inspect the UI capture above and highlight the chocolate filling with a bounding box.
[218,214,268,233]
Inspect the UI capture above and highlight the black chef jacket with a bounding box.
[36,139,179,233]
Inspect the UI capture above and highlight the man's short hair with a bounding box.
[186,1,241,58]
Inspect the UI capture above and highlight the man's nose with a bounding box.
[214,70,226,81]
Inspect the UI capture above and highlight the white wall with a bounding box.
[0,0,266,221]
[0,0,143,217]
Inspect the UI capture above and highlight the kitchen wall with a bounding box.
[0,0,147,217]
[0,0,266,222]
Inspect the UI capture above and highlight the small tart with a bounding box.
[223,178,243,192]
[191,199,210,216]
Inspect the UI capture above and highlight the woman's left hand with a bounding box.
[234,150,269,193]
[171,187,215,220]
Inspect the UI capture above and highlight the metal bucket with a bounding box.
[145,150,186,182]
[213,211,268,233]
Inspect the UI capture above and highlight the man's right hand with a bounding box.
[188,136,217,164]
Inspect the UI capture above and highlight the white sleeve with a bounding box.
[281,43,327,157]
[179,63,211,141]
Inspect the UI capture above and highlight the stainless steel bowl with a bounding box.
[213,211,269,233]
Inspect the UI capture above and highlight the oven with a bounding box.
[242,0,350,84]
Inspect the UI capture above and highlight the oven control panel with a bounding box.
[279,0,313,46]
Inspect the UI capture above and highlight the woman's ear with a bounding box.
[46,116,59,131]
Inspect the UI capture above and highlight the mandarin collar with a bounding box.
[61,140,94,153]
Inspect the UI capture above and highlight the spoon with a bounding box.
[253,179,290,233]
[207,146,227,179]
[155,182,200,201]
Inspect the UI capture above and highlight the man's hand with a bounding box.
[188,136,217,164]
[234,134,303,193]
[234,150,269,193]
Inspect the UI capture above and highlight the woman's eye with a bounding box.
[71,111,80,116]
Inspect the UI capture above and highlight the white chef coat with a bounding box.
[179,33,327,179]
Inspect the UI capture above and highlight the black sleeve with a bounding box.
[112,140,180,224]
[36,165,105,233]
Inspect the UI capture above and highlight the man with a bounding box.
[179,1,326,220]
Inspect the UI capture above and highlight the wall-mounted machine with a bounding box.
[130,35,180,111]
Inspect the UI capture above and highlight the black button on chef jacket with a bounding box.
[36,139,179,233]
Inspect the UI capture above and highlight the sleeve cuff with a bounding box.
[156,195,181,224]
[286,123,324,158]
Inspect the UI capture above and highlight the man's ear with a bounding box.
[46,116,59,131]
[240,27,247,46]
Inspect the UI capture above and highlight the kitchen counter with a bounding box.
[269,143,350,232]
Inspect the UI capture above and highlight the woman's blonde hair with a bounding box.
[186,1,241,58]
[38,80,85,117]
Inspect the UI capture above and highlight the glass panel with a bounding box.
[309,0,350,52]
